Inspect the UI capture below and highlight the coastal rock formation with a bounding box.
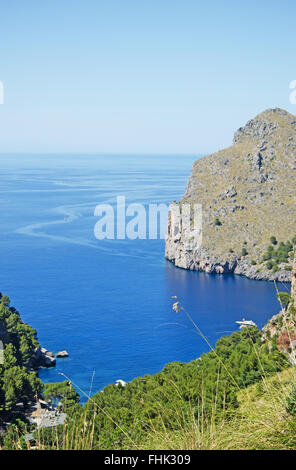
[29,347,56,369]
[166,108,296,281]
[56,350,69,358]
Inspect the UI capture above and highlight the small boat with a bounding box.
[235,318,257,329]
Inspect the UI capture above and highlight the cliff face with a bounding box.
[166,108,296,281]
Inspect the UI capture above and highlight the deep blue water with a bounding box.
[0,154,287,402]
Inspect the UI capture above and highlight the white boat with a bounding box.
[235,318,257,329]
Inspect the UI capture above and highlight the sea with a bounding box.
[0,154,287,401]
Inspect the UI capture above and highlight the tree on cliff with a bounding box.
[0,294,42,415]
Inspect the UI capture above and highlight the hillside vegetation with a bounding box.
[0,294,42,420]
[29,324,291,450]
[2,282,296,451]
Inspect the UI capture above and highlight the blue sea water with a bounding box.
[0,154,287,401]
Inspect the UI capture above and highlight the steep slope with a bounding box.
[166,108,296,281]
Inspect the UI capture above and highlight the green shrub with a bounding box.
[270,236,277,245]
[285,384,296,415]
[263,238,294,267]
[266,260,273,270]
[277,292,292,308]
[272,263,279,273]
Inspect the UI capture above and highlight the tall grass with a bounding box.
[2,294,296,451]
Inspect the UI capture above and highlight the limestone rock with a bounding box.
[31,347,56,368]
[56,350,69,358]
[165,108,296,282]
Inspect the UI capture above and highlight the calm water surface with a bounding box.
[0,154,286,401]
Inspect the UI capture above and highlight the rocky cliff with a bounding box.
[166,108,296,281]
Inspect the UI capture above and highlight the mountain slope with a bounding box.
[166,108,296,281]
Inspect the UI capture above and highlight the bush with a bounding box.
[285,384,296,415]
[277,292,292,308]
[270,236,278,245]
[266,261,273,270]
[272,263,279,273]
[263,239,294,267]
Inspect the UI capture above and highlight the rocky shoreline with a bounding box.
[165,253,292,282]
[165,226,292,283]
[27,347,69,371]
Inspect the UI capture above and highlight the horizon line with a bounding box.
[0,152,206,157]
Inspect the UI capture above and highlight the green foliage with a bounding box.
[289,305,296,317]
[266,261,274,270]
[277,292,292,309]
[272,263,279,273]
[262,238,295,269]
[54,327,288,450]
[214,217,222,226]
[270,236,278,245]
[0,293,43,415]
[43,381,80,411]
[2,420,29,450]
[285,384,296,415]
[241,248,248,256]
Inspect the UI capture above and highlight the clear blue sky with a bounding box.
[0,0,295,154]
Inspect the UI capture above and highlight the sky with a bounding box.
[0,0,296,154]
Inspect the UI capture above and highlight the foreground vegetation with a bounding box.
[29,324,293,449]
[1,293,296,450]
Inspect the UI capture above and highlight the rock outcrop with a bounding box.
[166,108,296,281]
[56,350,69,358]
[29,347,56,369]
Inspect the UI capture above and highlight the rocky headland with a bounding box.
[166,108,296,281]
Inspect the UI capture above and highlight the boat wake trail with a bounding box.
[15,201,157,260]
